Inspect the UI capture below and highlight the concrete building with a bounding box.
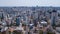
[51,10,58,27]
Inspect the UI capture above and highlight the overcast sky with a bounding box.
[0,0,60,7]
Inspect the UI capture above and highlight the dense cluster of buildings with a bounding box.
[0,7,60,34]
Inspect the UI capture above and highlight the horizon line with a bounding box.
[0,6,60,7]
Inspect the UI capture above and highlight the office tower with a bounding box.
[51,9,58,28]
[1,13,4,21]
[37,10,41,22]
[47,10,52,19]
[16,16,20,26]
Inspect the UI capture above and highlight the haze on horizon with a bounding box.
[0,0,60,7]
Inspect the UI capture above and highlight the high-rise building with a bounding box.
[15,16,20,26]
[51,9,58,27]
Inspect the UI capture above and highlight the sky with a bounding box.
[0,0,60,7]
